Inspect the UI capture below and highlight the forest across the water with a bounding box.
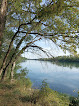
[36,55,79,63]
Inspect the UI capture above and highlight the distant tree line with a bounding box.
[39,55,79,63]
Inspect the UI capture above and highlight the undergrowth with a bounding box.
[0,79,71,106]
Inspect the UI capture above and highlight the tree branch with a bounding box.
[0,16,36,75]
[19,31,79,38]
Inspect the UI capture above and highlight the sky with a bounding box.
[22,39,71,59]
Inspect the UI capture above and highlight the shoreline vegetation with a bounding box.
[27,55,79,63]
[0,79,78,106]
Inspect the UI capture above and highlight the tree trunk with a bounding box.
[1,59,16,81]
[10,62,15,79]
[0,0,7,77]
[0,0,7,47]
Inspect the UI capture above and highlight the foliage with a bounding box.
[0,78,79,106]
[0,0,79,80]
[29,80,70,105]
[39,80,52,97]
[6,0,79,56]
[0,29,14,59]
[69,93,79,106]
[4,0,79,59]
[0,80,70,106]
[13,65,32,88]
[39,55,79,63]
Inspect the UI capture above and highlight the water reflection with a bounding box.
[20,60,79,97]
[52,61,79,69]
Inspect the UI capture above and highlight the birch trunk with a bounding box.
[10,62,15,79]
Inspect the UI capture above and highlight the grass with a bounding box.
[0,80,71,106]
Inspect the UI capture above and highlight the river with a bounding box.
[20,60,79,97]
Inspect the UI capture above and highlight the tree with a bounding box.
[0,0,79,80]
[0,0,7,46]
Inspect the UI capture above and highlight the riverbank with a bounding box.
[0,80,71,106]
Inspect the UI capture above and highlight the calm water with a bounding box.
[20,60,79,97]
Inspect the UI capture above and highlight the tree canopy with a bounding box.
[0,0,79,80]
[6,0,79,53]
